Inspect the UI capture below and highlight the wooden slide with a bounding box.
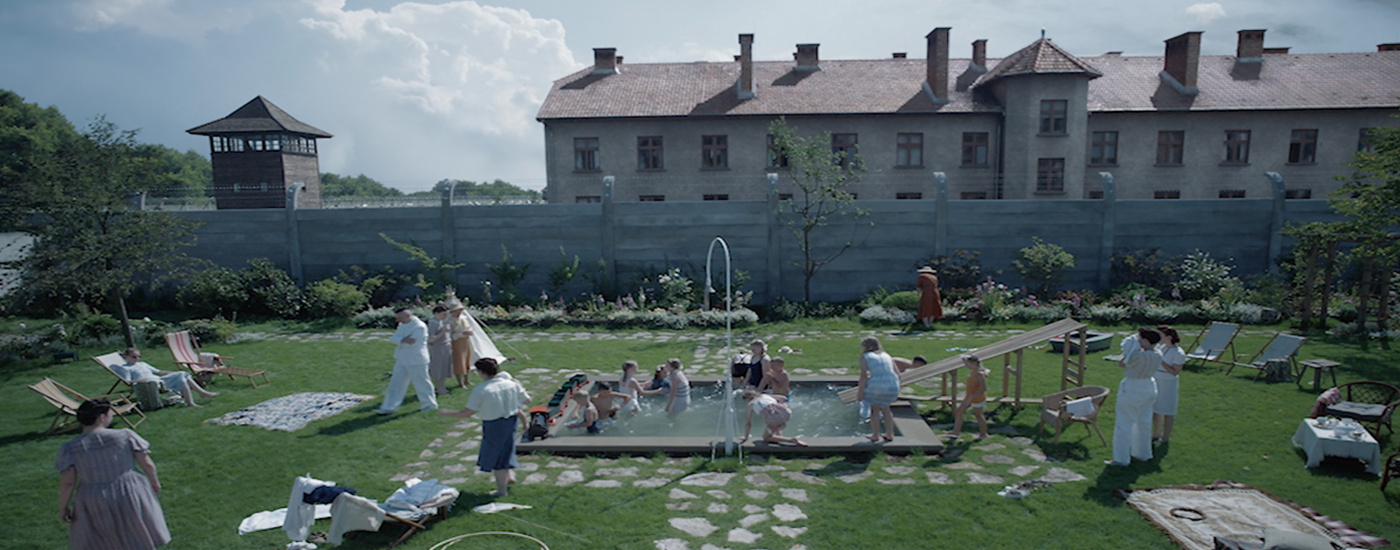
[837,318,1090,404]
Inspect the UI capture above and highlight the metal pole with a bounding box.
[706,236,734,454]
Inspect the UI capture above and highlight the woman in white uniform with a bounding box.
[1108,328,1161,466]
[1152,325,1185,443]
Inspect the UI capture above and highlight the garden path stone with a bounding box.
[670,518,717,538]
[1021,448,1049,462]
[1038,467,1088,483]
[441,464,467,473]
[991,425,1020,435]
[442,477,468,485]
[658,468,686,475]
[877,477,914,485]
[440,451,462,460]
[974,442,1005,451]
[707,502,728,514]
[555,470,584,486]
[779,488,809,502]
[833,470,870,483]
[427,438,444,448]
[745,489,769,500]
[728,528,761,544]
[982,454,1015,464]
[585,480,622,488]
[460,454,478,462]
[1008,437,1034,446]
[523,473,547,485]
[706,490,731,500]
[547,461,580,469]
[454,440,479,450]
[680,473,734,487]
[745,473,777,487]
[1008,465,1041,477]
[517,462,539,471]
[882,466,914,475]
[635,478,669,488]
[404,461,429,469]
[782,472,826,485]
[444,431,465,438]
[632,456,652,463]
[739,513,769,528]
[665,458,694,466]
[669,489,699,500]
[772,526,808,539]
[966,473,1004,484]
[419,449,436,459]
[747,465,786,472]
[700,545,731,550]
[598,467,639,477]
[666,502,692,511]
[596,458,617,465]
[926,472,953,484]
[945,461,981,470]
[772,504,807,522]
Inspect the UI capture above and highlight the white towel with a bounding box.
[284,475,335,541]
[327,493,386,546]
[237,505,333,535]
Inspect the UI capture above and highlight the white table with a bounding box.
[1292,418,1381,475]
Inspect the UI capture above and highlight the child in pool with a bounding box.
[663,359,691,415]
[647,365,671,391]
[757,357,791,397]
[590,381,631,419]
[948,354,989,439]
[739,388,807,447]
[564,391,601,434]
[619,361,665,414]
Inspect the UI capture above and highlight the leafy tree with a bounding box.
[412,178,541,201]
[0,90,83,226]
[5,117,203,346]
[768,117,869,302]
[1333,121,1400,261]
[1011,237,1075,298]
[379,233,463,294]
[320,173,404,197]
[136,144,212,197]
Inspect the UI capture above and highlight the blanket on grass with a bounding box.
[1122,481,1389,550]
[206,392,374,432]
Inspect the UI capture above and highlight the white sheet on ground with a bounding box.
[472,502,532,514]
[237,505,332,535]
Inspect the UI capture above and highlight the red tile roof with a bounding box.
[537,47,1400,120]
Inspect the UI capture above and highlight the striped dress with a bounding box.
[861,351,901,407]
[56,429,170,550]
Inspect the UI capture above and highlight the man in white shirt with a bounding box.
[373,308,438,414]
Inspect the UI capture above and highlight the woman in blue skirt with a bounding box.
[439,357,530,497]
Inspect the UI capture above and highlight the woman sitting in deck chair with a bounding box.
[113,348,218,407]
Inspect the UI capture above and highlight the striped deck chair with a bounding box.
[1228,332,1306,381]
[29,377,145,434]
[1183,321,1240,368]
[165,330,268,388]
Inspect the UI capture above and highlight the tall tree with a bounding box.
[1333,121,1400,259]
[319,172,404,197]
[7,117,203,346]
[768,117,869,302]
[0,90,83,227]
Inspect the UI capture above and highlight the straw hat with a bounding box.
[444,298,467,312]
[917,266,937,274]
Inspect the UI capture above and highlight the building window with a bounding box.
[1039,100,1067,134]
[766,134,789,169]
[1089,131,1118,165]
[896,192,923,200]
[637,136,663,170]
[1224,130,1251,164]
[1358,128,1376,153]
[574,137,600,171]
[778,193,793,201]
[1289,130,1318,164]
[1285,189,1313,199]
[961,191,988,200]
[1156,131,1184,165]
[1088,190,1104,199]
[1036,158,1065,192]
[896,133,923,167]
[1219,189,1246,198]
[1153,190,1181,199]
[961,133,989,166]
[575,195,601,203]
[702,135,728,169]
[638,195,665,202]
[831,133,858,167]
[703,194,729,201]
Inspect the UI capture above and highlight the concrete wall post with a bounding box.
[1265,171,1286,274]
[286,182,305,285]
[601,176,617,283]
[766,173,782,302]
[441,182,458,289]
[1097,172,1116,289]
[933,172,949,258]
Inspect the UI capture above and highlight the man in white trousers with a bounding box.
[1107,327,1161,466]
[373,307,438,415]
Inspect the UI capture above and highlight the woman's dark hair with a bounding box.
[432,305,447,313]
[1156,325,1181,345]
[475,357,499,376]
[1137,327,1162,345]
[76,400,112,426]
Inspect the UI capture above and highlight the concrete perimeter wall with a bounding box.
[173,174,1339,303]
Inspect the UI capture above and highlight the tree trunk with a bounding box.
[113,290,135,349]
[1299,243,1318,329]
[1319,241,1338,329]
[1358,256,1373,332]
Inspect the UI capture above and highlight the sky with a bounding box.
[1,0,1396,193]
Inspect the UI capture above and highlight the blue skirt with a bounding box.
[477,415,519,473]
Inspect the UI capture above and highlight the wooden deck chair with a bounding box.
[164,330,268,388]
[1039,385,1111,445]
[1227,332,1306,380]
[1183,321,1240,368]
[29,378,145,434]
[93,352,142,397]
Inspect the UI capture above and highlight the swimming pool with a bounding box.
[517,375,942,455]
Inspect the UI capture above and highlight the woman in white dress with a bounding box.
[1108,328,1161,466]
[1152,325,1186,443]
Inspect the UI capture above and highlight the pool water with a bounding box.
[553,382,877,439]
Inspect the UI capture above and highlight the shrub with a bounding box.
[1110,248,1178,290]
[922,249,996,290]
[1242,272,1293,316]
[485,245,531,306]
[304,279,368,319]
[242,259,304,318]
[72,312,121,342]
[760,299,857,321]
[178,266,248,315]
[880,291,921,312]
[1088,304,1129,324]
[693,308,758,327]
[859,286,892,308]
[1142,304,1182,323]
[179,319,239,344]
[1012,237,1075,297]
[859,305,916,325]
[1175,251,1239,301]
[334,265,413,307]
[1009,304,1070,323]
[1226,303,1281,324]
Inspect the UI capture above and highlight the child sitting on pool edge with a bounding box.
[564,391,601,434]
[740,388,807,447]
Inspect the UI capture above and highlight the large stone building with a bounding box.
[537,29,1400,203]
[187,96,331,209]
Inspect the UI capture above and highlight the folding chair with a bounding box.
[165,330,268,388]
[29,378,145,434]
[1227,332,1306,381]
[1183,321,1240,368]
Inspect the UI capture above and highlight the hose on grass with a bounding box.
[428,531,548,550]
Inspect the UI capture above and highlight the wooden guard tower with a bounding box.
[187,96,331,210]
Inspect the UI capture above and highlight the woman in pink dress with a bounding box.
[56,400,170,550]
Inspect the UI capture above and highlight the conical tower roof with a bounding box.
[976,39,1102,86]
[187,96,332,137]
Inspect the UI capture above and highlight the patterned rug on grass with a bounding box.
[205,392,374,432]
[1121,481,1389,550]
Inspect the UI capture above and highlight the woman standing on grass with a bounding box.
[57,400,170,550]
[1153,325,1185,443]
[427,305,453,396]
[446,299,474,390]
[438,358,530,498]
[1108,328,1161,466]
[857,336,900,443]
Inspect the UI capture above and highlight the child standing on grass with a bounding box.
[740,388,807,447]
[949,355,989,439]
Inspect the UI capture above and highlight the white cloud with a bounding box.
[1186,2,1227,25]
[68,0,260,43]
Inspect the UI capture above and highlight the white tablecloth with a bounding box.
[1291,418,1381,475]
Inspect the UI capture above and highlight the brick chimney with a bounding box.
[1379,43,1400,52]
[1237,29,1265,61]
[924,27,950,104]
[738,34,755,99]
[592,48,619,75]
[971,39,987,71]
[1161,31,1201,95]
[794,44,820,71]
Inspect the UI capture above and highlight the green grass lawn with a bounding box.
[2,319,1398,549]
